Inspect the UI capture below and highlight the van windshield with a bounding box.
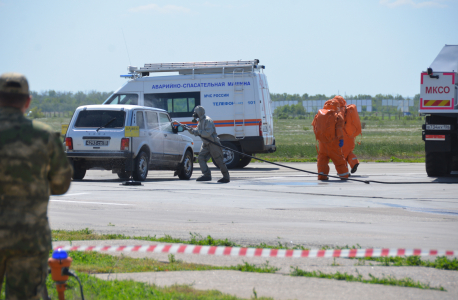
[75,110,126,128]
[104,94,138,105]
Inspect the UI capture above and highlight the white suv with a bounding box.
[65,105,194,181]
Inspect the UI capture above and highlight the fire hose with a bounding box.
[174,121,456,185]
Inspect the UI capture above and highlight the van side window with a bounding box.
[104,94,139,105]
[144,92,200,118]
[159,113,172,132]
[145,111,159,129]
[136,111,145,129]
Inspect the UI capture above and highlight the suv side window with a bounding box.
[145,111,159,129]
[159,113,172,133]
[136,111,145,129]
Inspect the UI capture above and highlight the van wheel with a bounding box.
[425,152,451,177]
[72,161,86,180]
[237,154,252,168]
[213,141,240,169]
[117,170,132,180]
[133,151,149,181]
[178,150,193,180]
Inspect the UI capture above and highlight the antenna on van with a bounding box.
[121,28,132,66]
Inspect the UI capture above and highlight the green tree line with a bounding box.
[28,90,113,117]
[24,90,420,119]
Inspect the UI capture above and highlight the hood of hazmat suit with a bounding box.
[323,99,340,112]
[333,95,347,118]
[194,106,206,119]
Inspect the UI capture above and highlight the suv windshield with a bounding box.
[104,94,138,105]
[75,110,126,128]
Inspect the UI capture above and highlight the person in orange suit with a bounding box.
[312,99,350,180]
[333,96,360,174]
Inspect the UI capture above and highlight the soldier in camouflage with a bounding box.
[0,73,72,299]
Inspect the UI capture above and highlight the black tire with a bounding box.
[117,170,132,180]
[425,152,452,177]
[178,150,194,180]
[72,160,86,180]
[237,153,252,168]
[213,141,240,169]
[133,151,149,181]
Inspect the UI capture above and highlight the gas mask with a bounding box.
[192,112,198,123]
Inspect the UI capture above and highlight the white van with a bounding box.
[103,60,276,168]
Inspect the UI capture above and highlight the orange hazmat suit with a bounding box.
[312,99,350,180]
[333,96,360,172]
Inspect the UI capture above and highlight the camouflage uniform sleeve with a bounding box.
[47,132,72,195]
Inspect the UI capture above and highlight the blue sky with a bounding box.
[0,0,457,97]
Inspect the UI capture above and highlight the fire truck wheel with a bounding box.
[425,152,451,177]
[214,141,240,169]
[237,154,252,168]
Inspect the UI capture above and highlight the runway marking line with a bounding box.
[50,200,131,206]
[53,245,456,258]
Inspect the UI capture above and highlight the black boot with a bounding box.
[217,177,230,183]
[351,163,359,174]
[196,175,211,181]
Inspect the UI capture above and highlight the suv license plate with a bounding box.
[86,140,109,146]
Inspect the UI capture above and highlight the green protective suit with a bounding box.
[189,106,229,180]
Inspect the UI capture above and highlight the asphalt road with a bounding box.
[49,162,458,299]
[49,162,458,250]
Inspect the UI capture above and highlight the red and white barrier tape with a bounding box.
[54,245,457,258]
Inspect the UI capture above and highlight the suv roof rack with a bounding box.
[130,59,265,76]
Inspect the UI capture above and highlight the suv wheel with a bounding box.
[117,169,132,180]
[72,160,86,180]
[178,150,193,180]
[133,151,149,181]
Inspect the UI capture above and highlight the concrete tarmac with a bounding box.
[49,162,458,249]
[49,162,458,299]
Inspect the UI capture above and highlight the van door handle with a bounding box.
[164,134,167,137]
[149,133,152,136]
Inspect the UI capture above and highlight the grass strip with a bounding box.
[357,256,458,271]
[64,251,280,274]
[324,244,458,271]
[256,143,424,163]
[66,251,225,273]
[43,272,273,300]
[290,267,445,291]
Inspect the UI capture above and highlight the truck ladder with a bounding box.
[233,69,246,139]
